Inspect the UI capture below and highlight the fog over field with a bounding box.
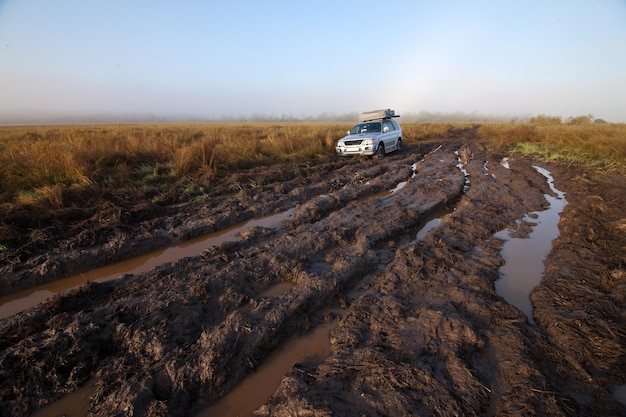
[1,1,625,123]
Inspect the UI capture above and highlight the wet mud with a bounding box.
[495,165,568,323]
[0,126,624,416]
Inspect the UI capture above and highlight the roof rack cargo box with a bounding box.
[358,109,399,122]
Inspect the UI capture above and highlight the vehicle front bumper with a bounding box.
[335,145,375,156]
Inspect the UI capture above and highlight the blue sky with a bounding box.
[1,0,625,122]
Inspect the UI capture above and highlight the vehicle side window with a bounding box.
[383,121,393,132]
[391,120,400,131]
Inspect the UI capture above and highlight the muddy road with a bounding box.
[1,127,625,416]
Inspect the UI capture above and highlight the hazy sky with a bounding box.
[1,0,625,122]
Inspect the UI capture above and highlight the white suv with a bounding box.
[336,109,402,159]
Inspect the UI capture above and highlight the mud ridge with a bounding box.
[1,127,625,416]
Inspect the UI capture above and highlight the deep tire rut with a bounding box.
[2,126,625,417]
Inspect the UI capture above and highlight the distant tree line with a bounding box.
[0,111,612,125]
[228,111,517,123]
[528,114,608,125]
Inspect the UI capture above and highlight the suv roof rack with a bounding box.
[358,109,400,122]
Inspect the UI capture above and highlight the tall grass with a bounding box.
[479,122,626,172]
[0,123,347,210]
[401,122,475,140]
[1,121,622,213]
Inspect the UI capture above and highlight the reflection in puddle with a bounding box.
[455,150,471,192]
[612,384,626,405]
[390,181,407,193]
[495,166,567,324]
[30,378,97,417]
[259,281,295,298]
[198,320,338,417]
[0,209,294,320]
[416,218,441,240]
[415,204,456,241]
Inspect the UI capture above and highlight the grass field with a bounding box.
[0,121,624,212]
[478,122,626,172]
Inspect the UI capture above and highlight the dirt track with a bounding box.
[1,127,625,416]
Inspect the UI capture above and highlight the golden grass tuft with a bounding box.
[0,120,623,212]
[479,122,626,172]
[0,123,350,210]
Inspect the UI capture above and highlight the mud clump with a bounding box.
[1,127,625,416]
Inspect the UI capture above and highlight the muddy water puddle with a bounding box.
[416,217,441,240]
[612,383,626,405]
[198,319,339,417]
[259,281,296,297]
[0,209,294,320]
[415,204,455,241]
[495,166,567,324]
[455,150,471,192]
[30,378,97,417]
[32,319,339,417]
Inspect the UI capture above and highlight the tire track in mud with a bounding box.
[0,157,370,297]
[257,145,626,417]
[257,152,553,416]
[93,146,468,416]
[2,127,625,416]
[0,137,465,416]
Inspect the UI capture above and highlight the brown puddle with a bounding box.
[416,218,441,240]
[197,320,338,417]
[613,384,626,405]
[30,378,97,417]
[495,166,567,324]
[31,320,338,417]
[0,209,294,320]
[259,281,296,298]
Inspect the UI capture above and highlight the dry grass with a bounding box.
[0,121,622,213]
[479,122,626,172]
[0,123,347,211]
[401,122,474,141]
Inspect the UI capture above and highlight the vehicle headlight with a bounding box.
[364,138,376,145]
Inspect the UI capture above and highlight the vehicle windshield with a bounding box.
[350,122,381,135]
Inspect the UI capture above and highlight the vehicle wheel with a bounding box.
[396,138,402,152]
[376,144,385,159]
